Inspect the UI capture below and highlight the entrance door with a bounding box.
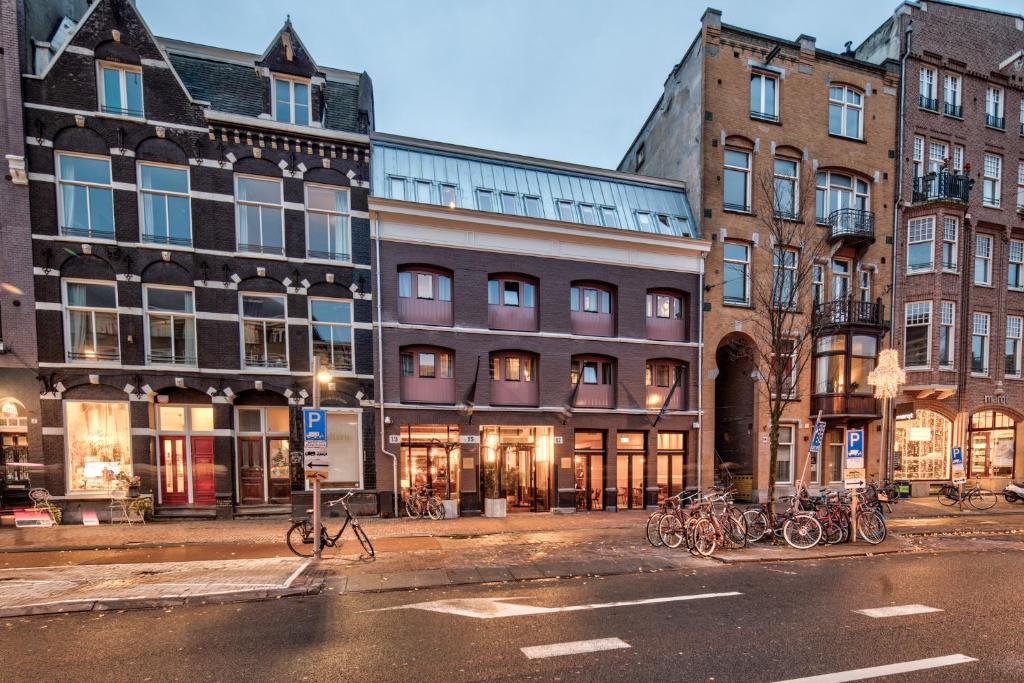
[0,434,30,506]
[503,446,534,510]
[191,437,215,506]
[238,437,265,504]
[574,454,604,511]
[617,454,645,509]
[159,436,189,506]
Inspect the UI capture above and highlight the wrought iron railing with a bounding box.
[61,226,115,240]
[944,102,962,118]
[827,208,875,242]
[750,110,779,123]
[911,172,972,203]
[919,95,938,111]
[812,298,885,328]
[986,114,1004,129]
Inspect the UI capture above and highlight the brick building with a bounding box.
[18,0,377,520]
[620,9,899,501]
[857,0,1024,491]
[370,134,708,515]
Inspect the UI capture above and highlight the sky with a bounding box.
[138,0,1024,169]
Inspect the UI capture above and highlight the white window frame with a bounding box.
[750,71,779,120]
[723,240,751,305]
[983,154,1002,208]
[952,145,964,173]
[137,161,192,246]
[775,423,796,485]
[906,216,935,274]
[96,60,143,119]
[303,182,351,262]
[942,217,958,273]
[986,86,1004,128]
[828,85,863,139]
[723,148,751,212]
[308,297,354,374]
[975,234,993,286]
[773,158,799,219]
[1017,161,1024,210]
[904,301,932,369]
[939,301,955,370]
[943,73,961,115]
[972,312,991,377]
[858,269,871,303]
[56,151,115,239]
[1007,315,1023,379]
[815,171,870,223]
[272,75,311,126]
[927,141,948,175]
[772,247,798,310]
[1009,239,1024,291]
[143,284,196,367]
[62,278,120,364]
[234,174,285,255]
[239,292,289,370]
[912,136,924,179]
[919,67,937,109]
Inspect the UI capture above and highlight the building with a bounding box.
[370,134,708,515]
[0,0,43,509]
[857,0,1024,492]
[18,0,377,520]
[619,9,898,501]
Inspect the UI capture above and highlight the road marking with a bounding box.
[855,604,943,618]
[366,591,742,619]
[521,638,630,659]
[772,654,977,682]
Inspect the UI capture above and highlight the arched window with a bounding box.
[816,171,870,224]
[570,281,615,337]
[398,266,453,326]
[487,274,538,331]
[489,351,538,406]
[399,346,455,404]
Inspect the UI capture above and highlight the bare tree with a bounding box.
[729,161,829,504]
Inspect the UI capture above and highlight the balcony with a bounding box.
[812,298,886,331]
[826,209,875,246]
[490,379,538,407]
[986,114,1004,130]
[399,297,453,326]
[919,95,938,112]
[943,102,962,118]
[488,304,537,332]
[400,376,455,404]
[911,172,972,204]
[573,384,614,409]
[811,393,880,420]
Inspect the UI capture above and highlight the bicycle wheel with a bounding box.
[741,509,769,542]
[782,514,822,550]
[427,498,445,520]
[286,521,316,558]
[352,523,375,558]
[659,513,685,549]
[646,512,665,547]
[692,518,717,557]
[938,485,959,506]
[721,514,747,549]
[968,488,998,511]
[404,497,420,518]
[857,509,886,545]
[823,518,844,545]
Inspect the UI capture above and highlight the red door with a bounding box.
[159,436,189,506]
[191,437,216,506]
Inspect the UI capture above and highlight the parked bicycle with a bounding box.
[937,481,998,510]
[286,491,375,558]
[741,493,823,549]
[404,486,446,520]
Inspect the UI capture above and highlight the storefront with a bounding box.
[616,431,646,509]
[894,409,952,481]
[481,426,553,512]
[573,430,605,510]
[968,410,1015,479]
[155,404,215,507]
[0,399,30,506]
[64,400,132,493]
[655,431,689,500]
[399,424,460,500]
[235,406,291,505]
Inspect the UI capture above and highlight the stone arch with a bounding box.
[714,332,757,483]
[53,125,109,155]
[140,259,193,287]
[135,136,190,165]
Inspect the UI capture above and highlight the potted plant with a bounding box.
[482,466,506,518]
[117,472,142,497]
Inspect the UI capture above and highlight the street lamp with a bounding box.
[868,349,906,481]
[311,355,331,559]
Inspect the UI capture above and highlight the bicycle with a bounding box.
[937,481,998,510]
[741,494,823,549]
[404,486,446,520]
[286,491,375,558]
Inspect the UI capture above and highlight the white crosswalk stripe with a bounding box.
[855,604,943,618]
[771,654,977,682]
[520,638,630,659]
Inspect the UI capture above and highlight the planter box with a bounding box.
[442,499,459,519]
[484,497,506,518]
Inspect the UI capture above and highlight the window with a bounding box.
[646,292,683,320]
[912,136,924,179]
[389,177,406,200]
[655,214,673,235]
[440,183,457,207]
[919,67,937,110]
[241,294,287,369]
[1018,162,1024,209]
[487,276,535,308]
[986,87,1004,129]
[904,302,932,368]
[490,353,534,383]
[815,335,847,393]
[907,217,935,273]
[236,176,284,255]
[310,299,353,372]
[476,189,495,212]
[858,269,871,302]
[928,141,948,175]
[145,286,196,366]
[812,264,824,305]
[831,258,851,302]
[772,248,797,309]
[828,85,863,139]
[850,335,877,395]
[952,145,964,173]
[521,195,542,218]
[571,285,612,314]
[403,351,453,379]
[64,281,119,362]
[636,144,645,169]
[139,163,191,246]
[723,241,750,304]
[635,211,655,231]
[975,234,993,285]
[773,158,798,219]
[750,72,778,121]
[943,74,961,116]
[972,312,990,375]
[939,301,955,369]
[556,200,576,222]
[303,184,350,261]
[1009,240,1024,290]
[1007,316,1022,378]
[98,62,143,117]
[983,154,1001,207]
[579,203,598,225]
[57,153,114,238]
[600,206,619,228]
[65,401,131,493]
[398,270,451,302]
[775,424,795,484]
[414,180,432,204]
[571,359,612,385]
[771,339,797,398]
[273,77,309,125]
[500,192,519,215]
[723,149,750,211]
[942,218,958,272]
[815,171,869,223]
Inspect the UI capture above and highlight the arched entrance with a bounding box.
[968,410,1016,479]
[714,335,756,483]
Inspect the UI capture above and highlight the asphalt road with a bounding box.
[2,548,1021,682]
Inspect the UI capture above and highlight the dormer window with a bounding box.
[98,61,143,118]
[274,76,310,125]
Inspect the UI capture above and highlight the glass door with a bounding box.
[159,435,189,506]
[616,454,645,509]
[574,454,604,511]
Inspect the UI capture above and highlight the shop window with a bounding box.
[616,431,645,510]
[574,430,605,510]
[65,401,132,493]
[481,426,553,511]
[400,425,460,500]
[656,431,688,502]
[969,410,1015,478]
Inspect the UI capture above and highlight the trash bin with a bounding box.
[442,499,459,519]
[895,480,911,499]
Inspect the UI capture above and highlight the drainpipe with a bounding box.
[696,254,705,489]
[373,211,399,518]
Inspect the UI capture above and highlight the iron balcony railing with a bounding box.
[919,95,938,111]
[826,208,875,243]
[944,102,962,118]
[986,114,1004,130]
[750,110,779,123]
[812,297,886,329]
[911,172,972,204]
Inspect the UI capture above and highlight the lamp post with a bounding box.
[868,349,906,482]
[311,355,332,560]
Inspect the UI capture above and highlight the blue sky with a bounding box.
[138,0,1024,169]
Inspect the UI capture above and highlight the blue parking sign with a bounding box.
[951,447,963,467]
[845,429,864,468]
[303,408,327,442]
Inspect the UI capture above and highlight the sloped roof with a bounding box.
[166,53,264,118]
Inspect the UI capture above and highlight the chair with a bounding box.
[108,488,134,525]
[29,488,62,525]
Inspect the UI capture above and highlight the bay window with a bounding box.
[98,62,143,117]
[815,335,846,394]
[1009,240,1024,290]
[570,282,615,336]
[942,218,958,272]
[487,274,537,331]
[399,267,453,326]
[139,163,191,246]
[64,280,119,362]
[399,347,455,403]
[904,302,931,368]
[305,184,350,261]
[310,298,353,372]
[849,335,877,395]
[1017,162,1024,210]
[241,294,287,369]
[57,153,114,239]
[65,401,132,493]
[489,351,538,406]
[1006,316,1022,378]
[645,289,686,341]
[144,286,196,366]
[236,175,284,255]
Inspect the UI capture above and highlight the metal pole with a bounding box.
[312,356,322,561]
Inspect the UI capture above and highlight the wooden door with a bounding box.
[159,436,189,506]
[191,437,215,506]
[238,437,265,504]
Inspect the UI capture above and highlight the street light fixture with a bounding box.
[311,356,332,560]
[868,349,906,481]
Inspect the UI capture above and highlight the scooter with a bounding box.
[1004,481,1024,503]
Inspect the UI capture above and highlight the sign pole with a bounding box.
[312,357,322,561]
[800,411,824,493]
[844,428,865,544]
